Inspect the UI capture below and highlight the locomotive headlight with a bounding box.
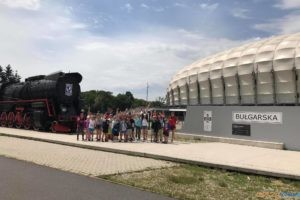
[61,106,67,112]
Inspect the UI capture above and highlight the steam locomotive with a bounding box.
[0,71,82,133]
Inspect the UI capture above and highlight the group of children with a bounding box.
[76,111,177,144]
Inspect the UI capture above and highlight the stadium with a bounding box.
[167,32,300,151]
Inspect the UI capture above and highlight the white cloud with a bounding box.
[174,3,187,8]
[254,13,300,34]
[0,2,89,77]
[64,6,73,15]
[200,3,219,11]
[140,4,165,13]
[0,0,40,10]
[122,3,133,13]
[153,7,165,12]
[231,8,251,19]
[71,23,87,29]
[255,0,300,34]
[275,0,300,9]
[140,3,149,9]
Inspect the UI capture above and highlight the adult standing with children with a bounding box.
[76,112,85,141]
[168,112,177,143]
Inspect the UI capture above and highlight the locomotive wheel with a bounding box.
[15,112,23,128]
[7,112,15,128]
[0,112,7,127]
[50,121,57,133]
[33,126,39,131]
[23,113,31,130]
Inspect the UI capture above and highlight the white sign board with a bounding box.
[65,83,73,96]
[203,111,212,132]
[232,111,282,124]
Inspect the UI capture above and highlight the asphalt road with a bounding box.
[0,156,174,200]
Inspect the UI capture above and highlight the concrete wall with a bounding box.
[182,105,300,151]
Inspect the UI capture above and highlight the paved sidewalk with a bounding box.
[0,137,174,176]
[1,127,300,180]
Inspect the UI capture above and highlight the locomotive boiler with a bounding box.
[0,71,82,133]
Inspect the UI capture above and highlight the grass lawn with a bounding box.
[100,164,300,200]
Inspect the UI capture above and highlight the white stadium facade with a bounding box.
[167,32,300,106]
[167,32,300,151]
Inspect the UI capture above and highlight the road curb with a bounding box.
[177,132,284,150]
[1,132,299,181]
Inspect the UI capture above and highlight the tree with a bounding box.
[13,71,21,83]
[81,90,117,113]
[115,93,131,111]
[5,65,13,83]
[0,64,21,84]
[149,96,166,108]
[0,66,5,82]
[125,91,134,106]
[80,90,97,112]
[133,98,147,107]
[93,91,115,113]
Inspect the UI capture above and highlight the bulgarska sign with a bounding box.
[232,111,282,124]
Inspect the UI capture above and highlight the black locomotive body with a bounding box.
[0,71,82,133]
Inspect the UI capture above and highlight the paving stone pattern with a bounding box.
[0,136,175,176]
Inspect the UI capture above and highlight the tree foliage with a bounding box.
[81,90,163,113]
[149,96,166,107]
[0,65,21,84]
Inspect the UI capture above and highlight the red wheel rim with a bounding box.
[7,112,15,128]
[15,112,23,128]
[0,112,7,127]
[23,113,31,129]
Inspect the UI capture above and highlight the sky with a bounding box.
[0,0,300,100]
